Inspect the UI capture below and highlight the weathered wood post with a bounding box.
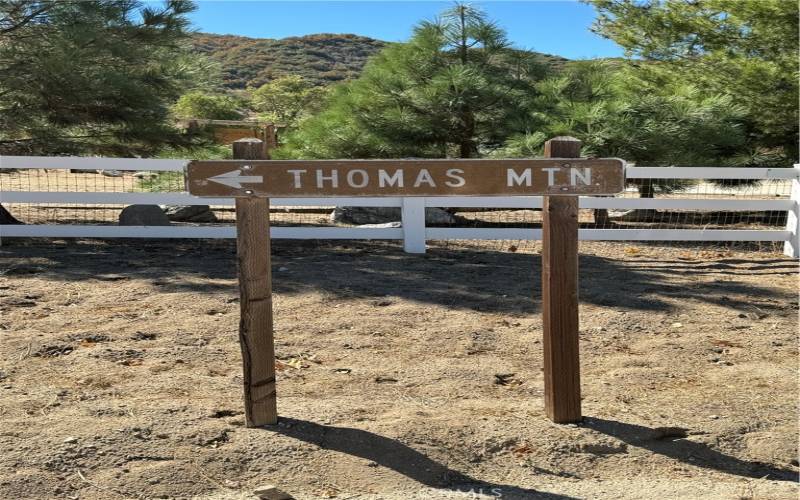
[542,136,582,423]
[233,138,278,426]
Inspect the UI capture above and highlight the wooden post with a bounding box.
[542,136,582,423]
[263,123,278,153]
[233,138,278,426]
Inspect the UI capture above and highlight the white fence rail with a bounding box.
[1,156,798,257]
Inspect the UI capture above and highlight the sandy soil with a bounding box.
[0,239,797,500]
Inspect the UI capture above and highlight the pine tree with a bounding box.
[496,61,747,196]
[0,0,204,156]
[278,3,547,159]
[587,0,798,165]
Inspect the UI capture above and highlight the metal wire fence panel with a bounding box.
[0,164,797,256]
[0,168,347,227]
[428,179,793,254]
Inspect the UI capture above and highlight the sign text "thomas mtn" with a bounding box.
[187,159,625,198]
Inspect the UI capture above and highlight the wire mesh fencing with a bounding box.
[0,166,794,254]
[431,179,792,254]
[0,168,336,227]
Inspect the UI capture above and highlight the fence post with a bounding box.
[784,164,800,259]
[402,197,426,253]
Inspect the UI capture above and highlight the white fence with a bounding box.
[1,156,798,258]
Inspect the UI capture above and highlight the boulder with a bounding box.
[132,172,159,180]
[422,207,457,224]
[161,205,217,223]
[330,206,455,225]
[0,205,22,225]
[119,205,170,226]
[330,207,398,225]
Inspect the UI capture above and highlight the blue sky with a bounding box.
[188,1,624,60]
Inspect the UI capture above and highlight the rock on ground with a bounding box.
[119,205,171,226]
[331,206,455,225]
[253,484,294,500]
[133,172,159,179]
[161,205,217,223]
[0,205,22,224]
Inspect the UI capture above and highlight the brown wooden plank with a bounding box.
[233,138,278,427]
[186,158,625,198]
[542,136,582,423]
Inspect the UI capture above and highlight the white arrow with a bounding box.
[207,170,264,189]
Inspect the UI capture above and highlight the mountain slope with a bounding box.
[192,32,571,90]
[192,33,387,88]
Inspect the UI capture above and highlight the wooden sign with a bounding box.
[186,158,625,197]
[220,136,616,428]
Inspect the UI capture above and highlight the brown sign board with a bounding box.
[186,158,625,198]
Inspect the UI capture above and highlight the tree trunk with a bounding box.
[0,205,22,225]
[458,104,477,158]
[458,5,468,65]
[593,208,609,226]
[638,179,655,198]
[459,137,476,158]
[634,180,658,222]
[455,4,476,159]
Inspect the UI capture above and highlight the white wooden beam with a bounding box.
[626,166,800,180]
[0,225,403,240]
[0,191,404,207]
[425,228,790,242]
[783,166,800,258]
[425,196,792,211]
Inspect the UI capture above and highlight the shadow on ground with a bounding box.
[582,417,799,482]
[266,416,798,498]
[267,417,578,500]
[0,239,795,315]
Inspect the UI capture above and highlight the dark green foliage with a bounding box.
[498,61,746,164]
[278,4,551,160]
[495,60,747,194]
[588,0,799,165]
[0,0,205,156]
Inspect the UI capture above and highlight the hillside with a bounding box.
[192,33,387,88]
[192,32,570,89]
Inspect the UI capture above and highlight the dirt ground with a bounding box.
[0,239,797,500]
